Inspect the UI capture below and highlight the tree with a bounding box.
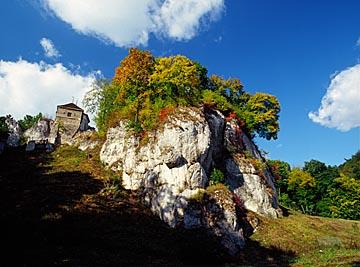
[328,173,360,220]
[288,168,315,188]
[83,79,120,134]
[239,93,280,140]
[18,113,43,132]
[209,75,244,104]
[303,160,327,177]
[113,48,155,124]
[287,168,317,214]
[267,159,291,196]
[339,151,360,179]
[0,116,9,140]
[149,55,204,105]
[83,48,281,140]
[113,48,154,90]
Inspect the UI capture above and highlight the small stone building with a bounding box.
[55,103,90,137]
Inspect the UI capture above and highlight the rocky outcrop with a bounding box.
[224,119,279,218]
[74,131,99,151]
[23,117,95,149]
[24,119,53,143]
[100,107,280,254]
[23,119,57,151]
[5,117,22,147]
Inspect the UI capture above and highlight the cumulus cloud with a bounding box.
[0,59,97,120]
[309,64,360,131]
[154,0,224,40]
[40,0,224,47]
[40,37,61,58]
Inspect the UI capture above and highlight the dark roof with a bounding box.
[57,103,83,112]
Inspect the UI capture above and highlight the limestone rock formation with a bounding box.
[24,119,53,143]
[5,117,22,147]
[100,107,280,254]
[23,113,95,149]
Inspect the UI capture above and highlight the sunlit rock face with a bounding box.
[100,106,280,254]
[24,119,52,143]
[5,117,22,147]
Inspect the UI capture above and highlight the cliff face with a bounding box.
[100,107,280,254]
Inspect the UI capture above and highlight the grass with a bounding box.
[0,145,359,266]
[46,148,360,266]
[248,210,360,266]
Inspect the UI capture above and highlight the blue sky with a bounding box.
[0,0,359,166]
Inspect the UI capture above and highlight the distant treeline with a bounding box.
[268,151,360,220]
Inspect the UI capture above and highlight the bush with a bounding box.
[209,168,225,185]
[18,113,43,131]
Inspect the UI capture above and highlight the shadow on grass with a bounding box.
[0,148,296,266]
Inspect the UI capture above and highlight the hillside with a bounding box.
[1,145,359,266]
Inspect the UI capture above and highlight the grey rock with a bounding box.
[25,141,36,152]
[24,119,51,144]
[100,106,280,254]
[6,117,22,147]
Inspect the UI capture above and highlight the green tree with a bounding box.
[287,168,317,214]
[18,113,43,132]
[209,75,244,104]
[239,93,280,140]
[83,79,120,134]
[328,173,360,220]
[149,55,204,105]
[0,116,9,140]
[339,151,360,179]
[267,159,291,198]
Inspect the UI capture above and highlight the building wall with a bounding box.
[56,107,83,136]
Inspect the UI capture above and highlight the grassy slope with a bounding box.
[0,145,359,266]
[247,211,360,266]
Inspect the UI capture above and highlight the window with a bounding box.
[67,112,72,117]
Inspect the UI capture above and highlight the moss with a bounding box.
[188,189,206,203]
[206,183,230,194]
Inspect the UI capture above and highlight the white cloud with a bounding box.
[356,37,360,46]
[40,37,61,58]
[40,0,224,47]
[0,59,97,120]
[155,0,224,40]
[309,64,360,131]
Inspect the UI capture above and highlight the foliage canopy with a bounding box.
[84,48,281,139]
[270,151,360,220]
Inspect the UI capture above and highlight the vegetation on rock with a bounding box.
[18,112,43,132]
[83,48,280,140]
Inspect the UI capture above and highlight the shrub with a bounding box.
[209,168,225,185]
[18,113,43,131]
